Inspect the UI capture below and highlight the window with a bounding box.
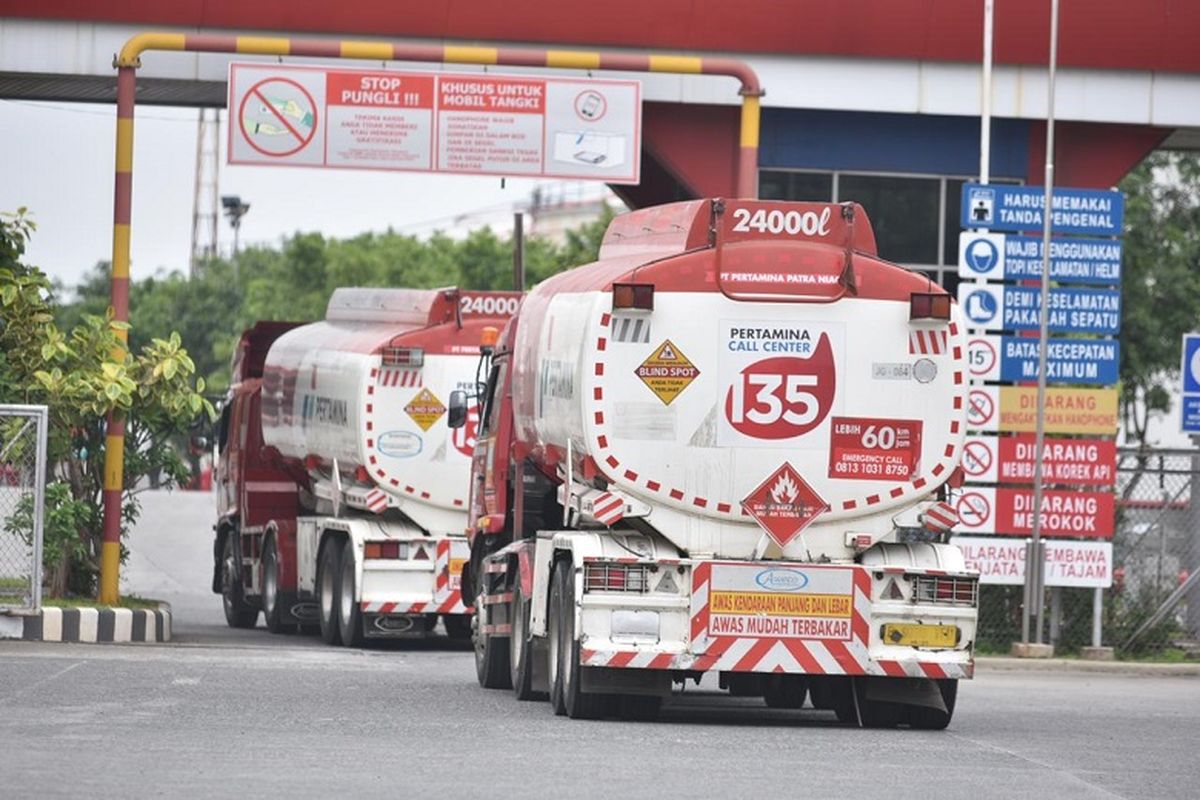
[760,170,833,203]
[838,174,940,264]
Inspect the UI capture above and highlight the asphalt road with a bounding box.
[2,491,1197,799]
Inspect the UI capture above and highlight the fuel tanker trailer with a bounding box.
[454,199,977,726]
[213,287,520,645]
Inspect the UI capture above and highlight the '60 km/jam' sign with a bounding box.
[828,416,923,481]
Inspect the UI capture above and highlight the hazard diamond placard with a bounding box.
[404,388,446,431]
[635,339,700,405]
[741,463,829,548]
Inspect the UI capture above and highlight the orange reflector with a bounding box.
[910,292,951,321]
[612,282,654,311]
[364,541,403,560]
[481,326,500,348]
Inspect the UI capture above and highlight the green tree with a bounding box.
[1,210,214,597]
[1118,152,1200,444]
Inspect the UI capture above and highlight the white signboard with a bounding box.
[951,536,1113,588]
[228,63,641,183]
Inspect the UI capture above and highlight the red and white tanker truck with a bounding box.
[453,199,976,726]
[213,287,519,645]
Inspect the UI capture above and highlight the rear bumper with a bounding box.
[576,558,976,680]
[359,537,472,618]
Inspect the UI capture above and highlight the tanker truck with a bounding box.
[453,199,976,726]
[213,286,520,645]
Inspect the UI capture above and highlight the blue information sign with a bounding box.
[961,183,1125,236]
[1181,334,1200,434]
[957,284,1121,335]
[999,336,1119,385]
[1003,235,1122,284]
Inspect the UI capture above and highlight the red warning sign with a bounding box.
[828,417,922,481]
[996,436,1117,486]
[995,489,1114,539]
[741,463,829,548]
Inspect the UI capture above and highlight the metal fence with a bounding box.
[975,448,1200,657]
[0,405,47,613]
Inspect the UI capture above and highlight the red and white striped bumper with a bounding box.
[578,559,975,680]
[359,538,472,618]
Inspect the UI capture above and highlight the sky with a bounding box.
[0,99,607,288]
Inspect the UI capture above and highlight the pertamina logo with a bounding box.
[725,333,836,439]
[635,339,700,405]
[404,388,446,431]
[741,462,829,548]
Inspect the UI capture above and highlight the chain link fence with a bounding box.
[974,448,1200,657]
[0,405,47,613]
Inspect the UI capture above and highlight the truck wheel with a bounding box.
[854,680,903,729]
[509,577,545,701]
[474,583,511,690]
[763,675,807,709]
[337,538,364,647]
[221,533,258,629]
[551,560,608,720]
[262,536,287,634]
[317,541,343,646]
[907,679,957,730]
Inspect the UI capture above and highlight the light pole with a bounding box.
[220,194,250,277]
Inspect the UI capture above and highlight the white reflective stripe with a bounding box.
[711,638,755,671]
[846,641,886,675]
[854,591,873,636]
[757,641,802,672]
[245,481,298,493]
[41,607,62,641]
[806,640,844,674]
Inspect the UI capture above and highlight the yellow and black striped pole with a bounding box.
[99,33,762,601]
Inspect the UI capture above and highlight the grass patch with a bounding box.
[43,595,161,610]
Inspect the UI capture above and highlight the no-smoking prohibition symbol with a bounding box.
[955,491,992,529]
[239,77,318,157]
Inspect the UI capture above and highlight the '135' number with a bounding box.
[724,340,837,440]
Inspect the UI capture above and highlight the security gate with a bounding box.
[0,405,47,613]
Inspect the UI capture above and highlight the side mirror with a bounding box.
[448,390,468,429]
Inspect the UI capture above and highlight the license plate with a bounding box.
[882,623,958,648]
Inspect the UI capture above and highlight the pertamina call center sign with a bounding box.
[228,63,641,183]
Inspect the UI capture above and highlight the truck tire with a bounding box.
[337,538,364,647]
[221,533,258,629]
[854,679,903,729]
[474,582,511,690]
[509,577,544,701]
[317,541,343,646]
[551,560,608,720]
[262,536,287,634]
[906,679,957,730]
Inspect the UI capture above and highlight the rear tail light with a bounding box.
[584,563,650,593]
[364,541,406,560]
[909,292,951,321]
[914,575,978,606]
[612,283,654,311]
[381,346,424,367]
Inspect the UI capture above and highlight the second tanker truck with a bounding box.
[455,198,977,726]
[213,287,519,645]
